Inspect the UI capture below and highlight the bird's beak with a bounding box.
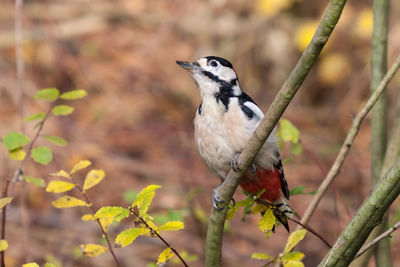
[176,61,199,73]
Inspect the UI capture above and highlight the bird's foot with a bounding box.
[231,153,241,172]
[212,184,224,210]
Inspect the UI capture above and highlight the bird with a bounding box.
[176,56,292,231]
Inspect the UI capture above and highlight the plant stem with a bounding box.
[205,0,347,266]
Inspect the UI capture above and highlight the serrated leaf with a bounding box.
[83,169,105,191]
[24,112,46,122]
[43,135,67,147]
[31,146,53,165]
[9,148,26,161]
[284,229,307,253]
[60,89,87,100]
[278,119,300,144]
[259,208,275,232]
[2,132,29,151]
[157,248,174,264]
[251,252,273,260]
[99,217,113,233]
[115,228,150,247]
[51,105,74,116]
[282,261,305,267]
[81,214,95,221]
[46,180,76,193]
[34,88,59,102]
[80,244,107,258]
[94,206,126,219]
[0,197,13,209]
[132,185,162,217]
[281,251,305,261]
[157,221,184,232]
[22,263,39,267]
[51,196,88,208]
[24,175,45,187]
[70,160,91,174]
[49,170,71,178]
[0,240,8,252]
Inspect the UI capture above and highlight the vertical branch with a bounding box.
[205,0,348,266]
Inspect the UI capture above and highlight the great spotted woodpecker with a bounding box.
[177,56,292,230]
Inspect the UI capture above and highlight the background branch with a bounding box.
[205,0,348,266]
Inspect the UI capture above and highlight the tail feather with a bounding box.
[274,200,293,232]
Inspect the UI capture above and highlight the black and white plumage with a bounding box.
[177,56,292,230]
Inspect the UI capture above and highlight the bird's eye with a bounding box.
[210,60,218,67]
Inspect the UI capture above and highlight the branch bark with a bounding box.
[205,0,348,266]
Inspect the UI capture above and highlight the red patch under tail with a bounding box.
[240,167,282,202]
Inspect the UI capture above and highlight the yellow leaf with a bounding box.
[115,228,150,247]
[46,180,76,193]
[70,160,92,174]
[282,260,305,267]
[157,221,184,232]
[281,251,305,261]
[251,252,273,260]
[9,148,26,161]
[99,217,113,233]
[81,214,95,221]
[0,240,8,252]
[95,206,126,219]
[51,196,88,208]
[0,197,13,210]
[355,8,373,38]
[284,229,307,253]
[226,204,239,220]
[83,169,105,191]
[294,20,319,51]
[80,244,107,258]
[257,0,294,16]
[22,263,39,267]
[318,53,351,85]
[157,248,174,265]
[132,185,161,217]
[49,170,71,179]
[259,208,275,232]
[251,203,268,214]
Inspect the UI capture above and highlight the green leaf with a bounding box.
[259,208,275,232]
[60,89,87,100]
[157,221,184,232]
[114,208,130,222]
[289,186,316,196]
[157,248,174,265]
[46,180,76,193]
[24,112,46,122]
[42,135,67,147]
[31,146,53,165]
[290,142,303,155]
[94,206,126,219]
[132,185,162,217]
[51,196,88,208]
[115,228,150,247]
[34,88,59,102]
[70,160,91,174]
[123,190,138,203]
[0,240,8,252]
[44,263,56,267]
[251,252,273,260]
[24,175,46,187]
[9,148,26,161]
[284,229,307,253]
[51,105,74,116]
[80,244,107,258]
[281,251,305,261]
[0,197,13,209]
[278,119,300,144]
[83,169,105,191]
[2,132,29,150]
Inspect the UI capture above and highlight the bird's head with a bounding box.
[176,56,240,99]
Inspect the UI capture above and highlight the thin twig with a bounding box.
[354,220,400,259]
[300,55,400,227]
[69,176,120,267]
[130,207,189,267]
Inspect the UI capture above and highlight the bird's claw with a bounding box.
[231,153,241,172]
[212,185,224,210]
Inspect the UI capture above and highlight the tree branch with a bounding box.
[205,0,348,266]
[300,55,400,227]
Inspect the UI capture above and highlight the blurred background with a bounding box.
[1,0,400,266]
